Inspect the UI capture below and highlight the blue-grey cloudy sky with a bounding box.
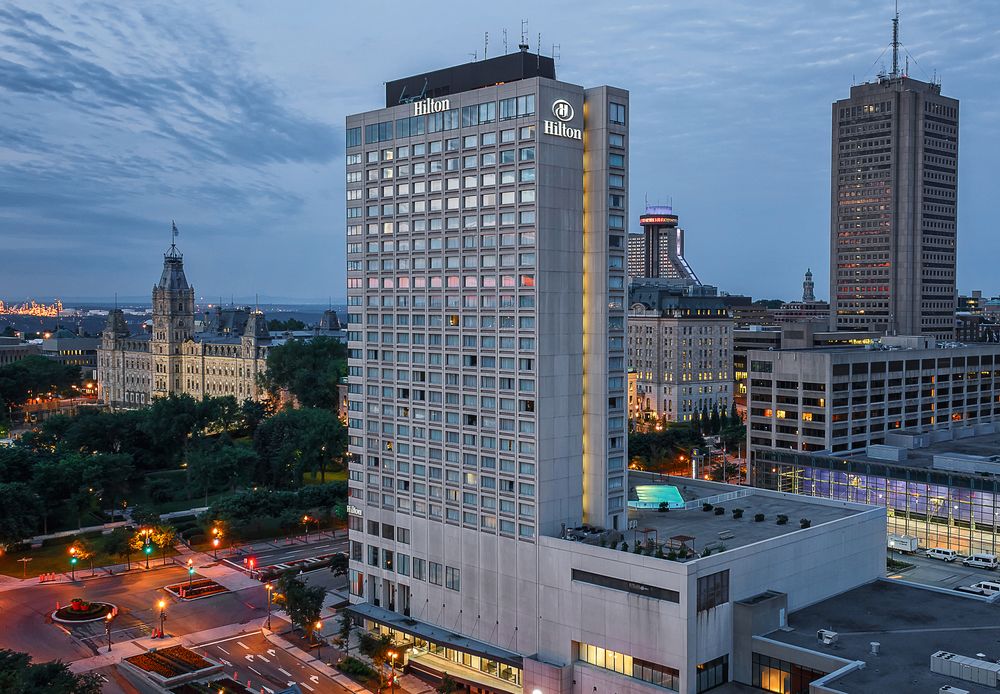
[1,1,997,303]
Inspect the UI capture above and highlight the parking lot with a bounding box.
[888,549,1000,593]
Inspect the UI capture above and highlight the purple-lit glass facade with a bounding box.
[755,449,1000,555]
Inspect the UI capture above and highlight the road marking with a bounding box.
[278,668,292,677]
[310,675,320,683]
[245,655,255,662]
[198,633,253,648]
[216,646,229,654]
[257,654,270,663]
[299,682,315,692]
[221,658,232,667]
[237,641,250,650]
[249,666,263,677]
[267,649,277,657]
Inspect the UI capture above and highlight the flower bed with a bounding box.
[52,599,114,623]
[126,645,211,677]
[164,578,229,600]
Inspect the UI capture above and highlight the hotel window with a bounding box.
[445,566,461,591]
[609,102,626,125]
[752,653,823,694]
[578,642,679,692]
[609,132,625,147]
[609,174,624,188]
[412,558,425,581]
[346,127,361,148]
[609,153,625,168]
[428,562,443,585]
[516,94,535,117]
[697,569,729,611]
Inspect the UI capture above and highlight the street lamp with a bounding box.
[157,599,167,638]
[302,515,311,543]
[314,621,323,661]
[187,559,194,588]
[69,547,78,581]
[265,583,273,630]
[105,612,114,652]
[388,649,398,694]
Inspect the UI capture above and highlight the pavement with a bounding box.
[0,535,371,693]
[888,550,1000,591]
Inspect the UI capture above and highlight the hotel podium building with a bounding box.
[344,52,886,694]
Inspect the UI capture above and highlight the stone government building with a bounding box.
[98,243,273,408]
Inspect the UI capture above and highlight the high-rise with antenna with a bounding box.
[829,9,959,338]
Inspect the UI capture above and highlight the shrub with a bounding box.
[776,514,789,525]
[702,503,714,512]
[714,507,725,516]
[666,551,678,560]
[701,547,712,557]
[658,501,669,513]
[800,518,812,529]
[754,513,765,522]
[633,542,642,554]
[732,508,744,519]
[620,542,629,552]
[655,548,665,559]
[337,656,377,679]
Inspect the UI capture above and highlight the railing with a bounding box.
[681,488,754,510]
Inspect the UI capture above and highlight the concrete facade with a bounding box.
[829,75,959,338]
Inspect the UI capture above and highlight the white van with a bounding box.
[971,581,1000,596]
[963,553,999,570]
[926,547,959,562]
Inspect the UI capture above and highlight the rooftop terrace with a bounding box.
[613,474,868,555]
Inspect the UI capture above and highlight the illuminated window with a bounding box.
[802,412,813,422]
[776,410,787,419]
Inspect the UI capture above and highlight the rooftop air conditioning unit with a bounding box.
[817,629,838,645]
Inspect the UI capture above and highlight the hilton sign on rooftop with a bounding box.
[413,97,450,116]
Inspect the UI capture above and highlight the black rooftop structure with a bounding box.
[385,48,556,107]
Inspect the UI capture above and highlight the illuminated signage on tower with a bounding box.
[413,97,450,116]
[544,99,582,141]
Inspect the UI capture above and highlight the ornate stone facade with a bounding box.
[97,245,271,408]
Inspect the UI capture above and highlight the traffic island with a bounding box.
[164,578,230,601]
[121,645,223,688]
[52,598,116,623]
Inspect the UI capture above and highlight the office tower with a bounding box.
[637,205,699,282]
[829,15,958,337]
[627,231,645,279]
[344,48,628,667]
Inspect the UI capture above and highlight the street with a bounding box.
[225,534,348,573]
[0,564,269,664]
[191,630,351,694]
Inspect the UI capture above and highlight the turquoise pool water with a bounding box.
[630,485,685,509]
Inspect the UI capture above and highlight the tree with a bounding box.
[82,453,134,520]
[275,573,326,638]
[261,336,347,409]
[436,674,462,694]
[254,407,346,487]
[69,536,96,574]
[103,526,133,570]
[0,356,81,407]
[336,611,354,655]
[709,404,721,435]
[358,631,394,687]
[0,483,42,546]
[0,649,102,693]
[268,318,306,332]
[330,553,349,578]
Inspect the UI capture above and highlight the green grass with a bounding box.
[0,536,178,579]
[302,469,347,485]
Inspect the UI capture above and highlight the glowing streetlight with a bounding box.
[315,620,323,661]
[157,599,167,637]
[105,612,114,652]
[265,583,274,630]
[388,649,399,694]
[187,558,194,588]
[69,546,78,581]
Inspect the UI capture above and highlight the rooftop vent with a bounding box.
[817,629,838,645]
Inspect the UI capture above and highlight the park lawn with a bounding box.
[0,537,180,579]
[302,469,347,485]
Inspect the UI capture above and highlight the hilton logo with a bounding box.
[413,97,450,116]
[543,119,582,140]
[552,99,574,122]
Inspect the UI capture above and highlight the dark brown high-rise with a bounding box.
[829,15,958,337]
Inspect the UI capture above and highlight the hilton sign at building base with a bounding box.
[543,119,583,140]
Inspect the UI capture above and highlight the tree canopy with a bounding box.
[261,336,346,409]
[0,649,102,694]
[0,356,81,411]
[253,406,346,487]
[275,572,326,637]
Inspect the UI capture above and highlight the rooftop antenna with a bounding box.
[520,19,527,45]
[891,1,900,78]
[468,50,477,62]
[552,43,561,65]
[484,31,488,60]
[537,33,541,69]
[168,220,179,256]
[503,28,508,54]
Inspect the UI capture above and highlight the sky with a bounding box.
[1,1,998,304]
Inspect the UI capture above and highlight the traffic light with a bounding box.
[70,556,77,566]
[144,544,152,555]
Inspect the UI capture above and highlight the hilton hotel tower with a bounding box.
[344,49,628,681]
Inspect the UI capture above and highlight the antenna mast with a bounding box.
[891,2,900,78]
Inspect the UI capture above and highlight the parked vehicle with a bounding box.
[963,553,999,570]
[887,534,919,553]
[926,547,959,562]
[970,581,1000,596]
